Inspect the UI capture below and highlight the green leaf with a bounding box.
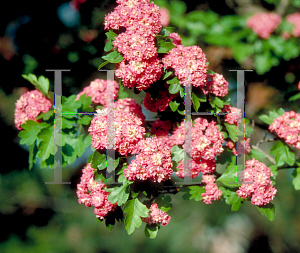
[22,74,50,96]
[61,134,88,165]
[107,157,120,173]
[249,149,266,161]
[91,151,107,170]
[36,109,54,121]
[171,145,184,162]
[62,118,76,129]
[62,95,81,118]
[170,0,186,16]
[104,40,114,52]
[282,40,300,61]
[192,92,200,112]
[105,30,118,40]
[123,199,149,235]
[163,70,173,80]
[292,0,300,7]
[19,120,49,146]
[98,60,110,70]
[102,50,123,63]
[258,114,273,125]
[279,19,294,33]
[270,141,295,166]
[36,125,56,160]
[233,43,253,63]
[145,224,159,239]
[254,52,272,75]
[257,203,276,221]
[289,92,300,102]
[157,41,175,53]
[37,76,50,95]
[155,195,172,212]
[106,183,131,206]
[217,164,240,187]
[224,123,237,142]
[292,167,300,190]
[181,186,205,201]
[40,154,55,169]
[169,101,180,112]
[168,82,181,94]
[186,10,218,26]
[209,95,224,108]
[77,115,92,125]
[220,187,243,211]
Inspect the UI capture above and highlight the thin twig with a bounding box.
[251,145,276,165]
[276,0,289,16]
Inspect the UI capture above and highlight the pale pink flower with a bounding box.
[14,90,52,130]
[247,12,281,39]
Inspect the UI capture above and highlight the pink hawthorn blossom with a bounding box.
[142,203,171,226]
[286,13,300,38]
[222,105,242,126]
[76,163,117,220]
[115,58,163,91]
[206,73,229,97]
[269,111,300,149]
[14,90,52,130]
[201,175,223,204]
[88,108,146,155]
[163,45,207,90]
[114,98,146,123]
[176,158,216,179]
[170,117,224,161]
[104,0,163,90]
[236,158,277,206]
[247,12,281,39]
[76,79,119,105]
[123,136,173,183]
[168,32,182,46]
[159,7,170,27]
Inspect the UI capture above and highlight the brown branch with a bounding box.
[251,145,276,165]
[276,0,289,16]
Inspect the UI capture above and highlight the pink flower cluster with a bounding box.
[159,7,170,27]
[124,136,173,183]
[168,32,182,46]
[142,203,171,226]
[114,98,145,123]
[247,12,281,39]
[88,108,145,155]
[143,83,177,112]
[236,158,277,206]
[286,13,300,38]
[226,137,251,156]
[76,163,117,220]
[176,158,216,179]
[201,175,223,204]
[269,111,300,149]
[170,117,224,179]
[205,73,229,97]
[14,90,52,130]
[105,0,163,90]
[222,105,242,125]
[163,45,207,90]
[76,79,119,105]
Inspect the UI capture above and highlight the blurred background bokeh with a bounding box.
[1,0,300,252]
